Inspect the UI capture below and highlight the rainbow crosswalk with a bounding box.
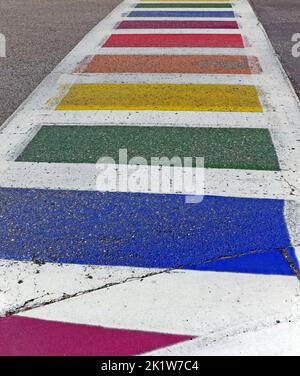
[0,0,300,355]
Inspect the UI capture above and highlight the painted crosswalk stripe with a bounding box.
[140,0,235,2]
[1,0,300,356]
[128,10,235,17]
[117,20,239,29]
[17,126,278,171]
[55,83,262,112]
[103,33,244,48]
[75,55,261,75]
[0,188,296,276]
[135,3,233,8]
[0,316,193,356]
[17,267,298,341]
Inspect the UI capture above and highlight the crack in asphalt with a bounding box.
[3,267,172,317]
[282,176,300,197]
[2,244,300,317]
[280,248,300,282]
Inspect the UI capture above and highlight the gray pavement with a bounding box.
[250,0,300,96]
[0,0,122,126]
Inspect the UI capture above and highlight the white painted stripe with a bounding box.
[7,110,292,130]
[0,259,161,316]
[91,47,255,55]
[0,162,296,201]
[112,29,242,34]
[18,268,300,337]
[53,73,263,85]
[143,320,300,356]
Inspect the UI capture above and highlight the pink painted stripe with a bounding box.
[0,316,193,356]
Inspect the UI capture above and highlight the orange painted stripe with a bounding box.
[75,55,262,75]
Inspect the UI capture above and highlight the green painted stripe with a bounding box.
[17,126,280,171]
[136,3,232,8]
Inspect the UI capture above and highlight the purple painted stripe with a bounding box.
[117,20,239,29]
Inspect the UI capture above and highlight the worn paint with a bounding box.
[17,126,278,171]
[56,83,262,112]
[117,20,239,29]
[75,55,261,75]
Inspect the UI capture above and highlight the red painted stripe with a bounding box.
[103,34,244,48]
[117,20,239,29]
[0,316,193,356]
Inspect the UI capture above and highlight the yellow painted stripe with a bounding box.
[56,83,263,113]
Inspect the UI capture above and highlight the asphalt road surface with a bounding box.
[0,0,122,126]
[250,0,300,96]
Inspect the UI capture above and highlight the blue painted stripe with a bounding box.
[0,188,295,276]
[128,10,235,18]
[192,250,297,275]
